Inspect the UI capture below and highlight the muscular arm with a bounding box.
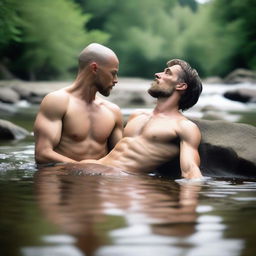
[178,120,203,179]
[107,105,123,151]
[34,91,76,164]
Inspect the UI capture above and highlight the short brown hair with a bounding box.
[167,59,202,111]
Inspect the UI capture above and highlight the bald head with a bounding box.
[78,43,118,71]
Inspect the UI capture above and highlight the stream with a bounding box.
[0,81,256,256]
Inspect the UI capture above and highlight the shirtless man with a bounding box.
[34,43,123,164]
[78,59,203,179]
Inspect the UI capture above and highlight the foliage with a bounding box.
[176,4,244,77]
[178,0,198,12]
[1,0,255,80]
[211,0,256,71]
[0,0,109,80]
[76,0,255,78]
[104,0,187,77]
[0,0,21,48]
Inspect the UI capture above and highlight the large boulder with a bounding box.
[193,119,256,179]
[158,119,256,179]
[11,84,47,104]
[0,87,20,103]
[0,119,30,140]
[224,68,256,84]
[0,80,70,105]
[202,76,224,84]
[223,88,256,103]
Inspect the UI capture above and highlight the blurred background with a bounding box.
[0,0,255,81]
[1,3,256,256]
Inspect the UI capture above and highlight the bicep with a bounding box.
[34,112,62,150]
[180,140,200,167]
[34,93,66,150]
[178,121,201,171]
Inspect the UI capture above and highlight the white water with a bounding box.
[122,82,256,123]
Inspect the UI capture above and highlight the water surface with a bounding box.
[1,82,256,256]
[1,137,256,256]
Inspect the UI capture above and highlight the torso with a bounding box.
[55,90,117,161]
[100,112,184,173]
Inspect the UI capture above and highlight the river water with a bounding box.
[0,81,256,256]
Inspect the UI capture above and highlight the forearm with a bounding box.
[181,164,203,179]
[35,148,77,164]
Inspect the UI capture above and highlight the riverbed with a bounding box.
[0,80,256,256]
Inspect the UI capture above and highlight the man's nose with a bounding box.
[155,72,161,78]
[113,75,118,84]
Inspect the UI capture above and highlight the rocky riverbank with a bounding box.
[0,68,256,107]
[0,71,256,178]
[0,78,156,107]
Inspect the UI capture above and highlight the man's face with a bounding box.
[148,65,182,98]
[95,57,119,97]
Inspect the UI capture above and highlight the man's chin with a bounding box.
[99,90,111,97]
[102,92,110,97]
[147,88,172,98]
[147,88,158,98]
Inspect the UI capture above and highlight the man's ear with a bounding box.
[90,62,98,73]
[176,83,187,91]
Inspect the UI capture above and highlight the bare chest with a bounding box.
[125,115,178,143]
[62,103,115,142]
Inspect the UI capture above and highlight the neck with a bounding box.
[69,72,97,103]
[153,93,180,115]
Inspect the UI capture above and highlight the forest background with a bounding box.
[0,0,255,81]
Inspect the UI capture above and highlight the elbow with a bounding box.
[34,152,48,165]
[34,148,52,165]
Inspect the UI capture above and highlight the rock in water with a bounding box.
[193,119,256,179]
[0,119,30,140]
[0,87,20,103]
[224,68,256,84]
[224,88,256,103]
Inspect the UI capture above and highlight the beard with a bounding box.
[95,77,111,97]
[147,81,174,98]
[98,86,111,97]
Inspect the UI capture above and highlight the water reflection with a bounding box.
[33,168,201,256]
[0,139,252,256]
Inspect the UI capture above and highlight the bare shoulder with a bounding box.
[41,89,69,105]
[98,97,122,120]
[100,98,121,112]
[39,89,70,116]
[127,109,150,122]
[176,118,201,141]
[178,118,200,130]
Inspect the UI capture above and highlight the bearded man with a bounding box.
[34,43,123,164]
[77,59,203,179]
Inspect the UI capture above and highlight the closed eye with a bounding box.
[164,68,172,75]
[111,71,118,77]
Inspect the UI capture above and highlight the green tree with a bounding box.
[0,0,23,78]
[74,0,118,30]
[0,0,109,80]
[175,3,243,77]
[211,0,256,71]
[0,0,21,48]
[75,0,203,78]
[68,0,256,78]
[178,0,198,12]
[103,0,182,77]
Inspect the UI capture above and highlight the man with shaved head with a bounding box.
[34,43,122,164]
